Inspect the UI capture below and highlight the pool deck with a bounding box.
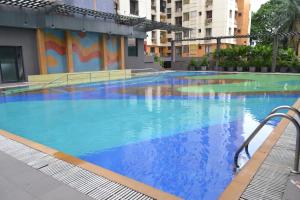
[220,98,300,200]
[0,131,177,200]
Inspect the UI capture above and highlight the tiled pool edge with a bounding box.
[219,98,300,200]
[0,130,180,200]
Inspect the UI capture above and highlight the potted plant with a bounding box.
[188,58,197,71]
[278,60,290,73]
[198,56,209,71]
[248,59,257,72]
[278,48,297,73]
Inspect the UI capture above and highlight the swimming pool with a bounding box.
[0,72,300,200]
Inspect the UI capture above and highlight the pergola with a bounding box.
[171,31,300,72]
[0,0,190,32]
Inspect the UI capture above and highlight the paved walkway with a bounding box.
[0,150,94,200]
[0,135,153,200]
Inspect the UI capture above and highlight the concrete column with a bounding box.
[171,40,176,63]
[216,38,221,68]
[36,28,47,74]
[119,36,125,70]
[65,31,74,73]
[100,34,108,70]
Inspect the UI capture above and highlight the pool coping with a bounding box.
[0,129,180,200]
[219,97,300,200]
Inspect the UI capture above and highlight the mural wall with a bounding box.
[44,29,121,74]
[71,32,101,72]
[45,29,67,73]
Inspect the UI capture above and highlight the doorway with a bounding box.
[0,46,24,83]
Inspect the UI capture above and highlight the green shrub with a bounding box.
[199,56,209,66]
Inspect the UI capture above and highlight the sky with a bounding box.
[251,0,269,12]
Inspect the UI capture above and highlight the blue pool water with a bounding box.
[0,72,299,200]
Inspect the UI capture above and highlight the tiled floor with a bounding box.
[240,116,300,200]
[0,135,154,200]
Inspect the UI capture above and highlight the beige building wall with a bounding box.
[116,0,168,57]
[166,0,251,57]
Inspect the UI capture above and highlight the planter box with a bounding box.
[249,66,256,72]
[200,66,207,71]
[212,66,219,71]
[237,67,243,72]
[280,67,288,73]
[261,67,268,73]
[228,67,235,72]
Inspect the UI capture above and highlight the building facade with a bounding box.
[0,0,151,83]
[167,0,251,57]
[116,0,169,57]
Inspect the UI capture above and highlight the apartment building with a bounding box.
[116,0,169,57]
[166,0,251,57]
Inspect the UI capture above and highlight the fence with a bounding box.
[170,32,300,73]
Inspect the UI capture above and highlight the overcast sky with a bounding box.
[251,0,269,12]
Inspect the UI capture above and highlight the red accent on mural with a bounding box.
[45,41,66,55]
[72,43,101,62]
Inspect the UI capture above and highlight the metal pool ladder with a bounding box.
[234,106,300,173]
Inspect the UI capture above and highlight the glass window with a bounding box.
[128,38,138,57]
[183,45,189,53]
[183,12,190,21]
[206,10,212,19]
[205,28,212,37]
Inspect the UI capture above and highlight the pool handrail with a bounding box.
[234,110,300,174]
[244,106,300,156]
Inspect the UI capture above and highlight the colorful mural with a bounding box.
[44,29,67,73]
[107,35,119,70]
[71,31,102,72]
[44,29,120,74]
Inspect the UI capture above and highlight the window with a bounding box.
[168,38,172,42]
[205,45,211,53]
[167,14,171,19]
[183,12,190,21]
[183,30,189,38]
[198,29,202,33]
[130,0,139,15]
[167,0,171,3]
[167,8,171,13]
[175,1,182,12]
[175,32,182,40]
[151,15,156,21]
[175,17,182,26]
[206,10,212,19]
[183,0,190,4]
[128,38,138,56]
[205,28,212,37]
[183,45,189,53]
[150,47,155,53]
[175,47,182,56]
[190,11,197,18]
[228,27,232,35]
[199,11,202,16]
[229,10,232,18]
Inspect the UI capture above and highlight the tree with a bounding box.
[275,0,300,54]
[251,0,283,44]
[251,0,300,54]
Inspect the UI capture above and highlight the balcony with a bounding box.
[205,18,212,25]
[151,38,157,44]
[205,0,213,7]
[175,7,182,12]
